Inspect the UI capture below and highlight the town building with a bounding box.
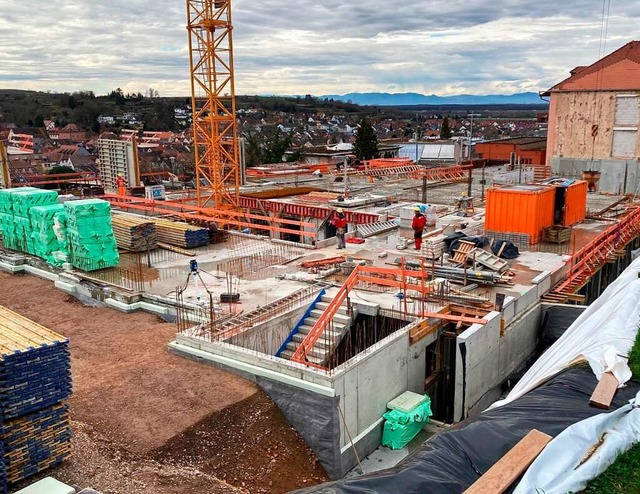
[58,124,86,143]
[97,138,140,193]
[544,40,640,193]
[475,137,548,179]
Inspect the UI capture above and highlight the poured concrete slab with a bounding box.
[14,477,76,494]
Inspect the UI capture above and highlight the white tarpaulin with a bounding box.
[514,392,640,494]
[491,255,640,410]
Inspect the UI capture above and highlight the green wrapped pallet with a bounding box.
[65,199,118,271]
[0,187,36,214]
[29,204,65,228]
[381,396,432,450]
[11,189,58,216]
[64,199,112,218]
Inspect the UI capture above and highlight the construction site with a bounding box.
[1,3,640,494]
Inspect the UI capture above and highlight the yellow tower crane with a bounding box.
[186,0,241,210]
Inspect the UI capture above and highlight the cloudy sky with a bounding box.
[1,1,637,97]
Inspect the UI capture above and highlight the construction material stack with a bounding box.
[151,217,209,249]
[28,204,68,266]
[1,189,57,255]
[0,306,72,492]
[0,188,35,251]
[65,199,119,271]
[111,214,157,252]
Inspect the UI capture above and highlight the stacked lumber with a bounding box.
[1,403,72,485]
[111,215,157,252]
[0,306,72,491]
[151,218,209,249]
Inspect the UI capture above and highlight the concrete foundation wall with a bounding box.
[331,319,437,475]
[455,305,542,420]
[552,157,640,194]
[225,303,310,355]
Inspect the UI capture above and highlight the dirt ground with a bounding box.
[0,272,328,494]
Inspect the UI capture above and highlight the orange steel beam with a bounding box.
[103,194,315,229]
[187,0,241,210]
[104,197,317,238]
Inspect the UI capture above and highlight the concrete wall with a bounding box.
[225,303,310,355]
[331,318,437,475]
[552,157,640,194]
[454,303,542,421]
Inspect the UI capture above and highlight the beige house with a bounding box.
[543,41,640,193]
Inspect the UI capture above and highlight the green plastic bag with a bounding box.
[381,396,432,450]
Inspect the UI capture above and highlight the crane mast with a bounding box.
[186,0,240,209]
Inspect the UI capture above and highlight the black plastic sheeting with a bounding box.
[258,376,342,479]
[444,234,489,255]
[292,366,640,494]
[491,240,520,260]
[540,305,586,350]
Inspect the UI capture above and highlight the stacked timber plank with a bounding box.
[151,218,209,249]
[0,306,72,492]
[65,200,119,271]
[111,215,157,252]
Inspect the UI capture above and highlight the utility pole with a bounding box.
[467,113,480,161]
[414,131,427,204]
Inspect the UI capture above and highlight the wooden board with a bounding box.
[464,429,552,494]
[589,371,619,409]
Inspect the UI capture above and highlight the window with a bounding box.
[615,95,640,126]
[612,130,637,158]
[612,95,639,158]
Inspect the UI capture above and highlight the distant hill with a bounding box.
[320,92,545,106]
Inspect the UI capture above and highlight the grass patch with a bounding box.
[630,328,640,381]
[584,442,640,493]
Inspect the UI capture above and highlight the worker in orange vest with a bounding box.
[115,174,127,196]
[331,208,347,249]
[412,207,426,250]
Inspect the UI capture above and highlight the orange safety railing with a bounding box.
[290,261,488,370]
[550,205,640,297]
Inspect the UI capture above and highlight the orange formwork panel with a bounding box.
[560,180,588,227]
[485,185,556,244]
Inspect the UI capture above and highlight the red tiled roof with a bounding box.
[545,41,640,93]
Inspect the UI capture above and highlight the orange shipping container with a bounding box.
[556,180,588,227]
[485,185,556,244]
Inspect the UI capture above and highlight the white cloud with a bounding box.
[0,1,637,96]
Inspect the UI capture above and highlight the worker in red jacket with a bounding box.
[412,207,426,250]
[331,208,348,249]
